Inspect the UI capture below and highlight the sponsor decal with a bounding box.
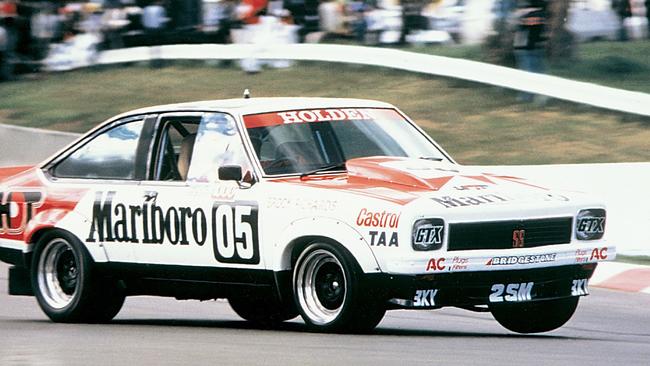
[486,254,556,266]
[425,257,446,272]
[86,191,260,264]
[454,184,489,191]
[571,279,589,296]
[489,282,533,303]
[589,247,608,261]
[243,108,402,128]
[368,230,398,247]
[413,225,443,247]
[412,218,444,251]
[575,248,607,263]
[574,248,590,263]
[356,208,401,228]
[512,229,525,248]
[576,209,606,240]
[0,190,44,235]
[413,289,438,307]
[266,197,337,211]
[431,194,509,209]
[450,256,469,271]
[277,109,372,124]
[577,218,605,234]
[211,185,237,201]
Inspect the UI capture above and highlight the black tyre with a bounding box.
[490,297,579,334]
[229,296,297,326]
[31,230,125,323]
[293,242,386,333]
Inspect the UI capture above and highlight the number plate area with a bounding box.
[385,266,593,309]
[489,282,534,303]
[487,279,590,303]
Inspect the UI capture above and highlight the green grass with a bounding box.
[411,40,650,94]
[615,255,650,266]
[1,41,649,165]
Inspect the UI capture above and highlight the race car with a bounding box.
[0,97,613,333]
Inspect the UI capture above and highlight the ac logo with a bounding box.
[589,247,608,261]
[425,258,446,272]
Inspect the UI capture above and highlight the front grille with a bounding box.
[447,217,573,251]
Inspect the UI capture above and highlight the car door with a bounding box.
[133,112,262,270]
[48,115,156,263]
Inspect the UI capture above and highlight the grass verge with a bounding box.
[0,41,649,165]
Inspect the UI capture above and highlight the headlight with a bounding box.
[412,218,445,251]
[576,209,606,240]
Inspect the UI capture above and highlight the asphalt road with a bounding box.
[0,124,78,166]
[2,125,650,365]
[0,263,649,366]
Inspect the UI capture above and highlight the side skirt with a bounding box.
[95,262,279,301]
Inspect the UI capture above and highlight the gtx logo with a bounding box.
[576,209,606,240]
[577,217,605,234]
[414,225,443,245]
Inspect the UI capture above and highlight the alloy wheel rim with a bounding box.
[295,248,347,325]
[37,239,79,309]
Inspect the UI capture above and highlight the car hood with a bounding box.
[272,156,588,208]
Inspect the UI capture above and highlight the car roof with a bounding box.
[114,97,396,120]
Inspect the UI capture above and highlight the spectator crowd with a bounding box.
[1,0,650,80]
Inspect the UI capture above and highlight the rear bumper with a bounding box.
[369,264,596,309]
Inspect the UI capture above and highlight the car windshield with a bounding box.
[243,108,448,175]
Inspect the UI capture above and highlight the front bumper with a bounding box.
[380,242,614,275]
[369,264,596,309]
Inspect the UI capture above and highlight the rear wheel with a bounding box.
[229,296,297,326]
[490,297,579,334]
[31,230,125,323]
[293,242,386,333]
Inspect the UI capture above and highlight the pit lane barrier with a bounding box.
[87,43,650,117]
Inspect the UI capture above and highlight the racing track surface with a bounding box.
[1,263,649,365]
[1,125,650,365]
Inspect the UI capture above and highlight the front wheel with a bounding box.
[490,297,580,334]
[31,230,125,323]
[293,242,386,333]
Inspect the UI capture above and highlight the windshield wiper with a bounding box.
[300,163,347,179]
[419,156,444,161]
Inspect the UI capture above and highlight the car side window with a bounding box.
[186,113,253,183]
[52,119,145,180]
[151,117,200,181]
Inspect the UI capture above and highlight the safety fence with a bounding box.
[91,43,650,116]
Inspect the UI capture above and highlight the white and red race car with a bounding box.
[0,97,613,333]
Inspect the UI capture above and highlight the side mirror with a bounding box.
[218,165,243,182]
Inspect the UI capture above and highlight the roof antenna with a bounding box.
[243,89,251,99]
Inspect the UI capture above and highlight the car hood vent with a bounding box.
[346,156,460,191]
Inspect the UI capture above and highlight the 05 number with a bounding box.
[212,203,259,264]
